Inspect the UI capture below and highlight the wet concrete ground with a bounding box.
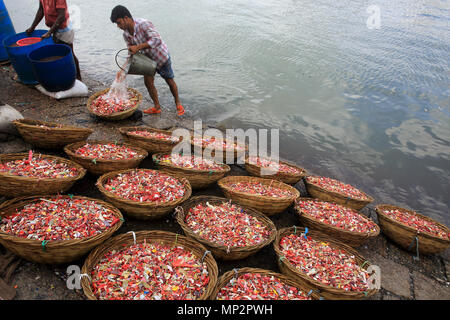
[0,65,449,300]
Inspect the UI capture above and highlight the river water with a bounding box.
[5,0,450,225]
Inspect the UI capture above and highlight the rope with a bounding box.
[201,250,211,263]
[41,240,48,252]
[360,260,370,269]
[127,231,136,245]
[408,236,420,261]
[174,206,183,218]
[79,273,91,282]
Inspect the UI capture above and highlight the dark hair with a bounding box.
[110,5,133,23]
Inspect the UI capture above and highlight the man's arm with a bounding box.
[26,2,44,36]
[128,21,160,54]
[128,42,150,55]
[41,8,66,39]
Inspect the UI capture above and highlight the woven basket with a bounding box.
[191,136,248,163]
[81,230,218,300]
[217,176,300,216]
[96,169,192,220]
[176,196,277,260]
[64,140,148,176]
[0,195,123,264]
[0,153,86,198]
[274,226,379,300]
[375,204,450,255]
[13,118,93,149]
[294,197,380,247]
[303,175,374,211]
[119,126,180,154]
[210,267,320,300]
[87,88,142,121]
[152,153,231,189]
[245,157,307,185]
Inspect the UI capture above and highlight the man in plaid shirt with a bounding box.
[111,5,184,116]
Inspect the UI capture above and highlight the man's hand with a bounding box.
[26,27,35,36]
[41,32,52,39]
[128,45,141,55]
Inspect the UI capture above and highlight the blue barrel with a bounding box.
[0,0,15,61]
[28,44,76,92]
[3,30,54,84]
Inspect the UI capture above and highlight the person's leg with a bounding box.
[66,43,82,81]
[143,75,162,111]
[164,78,181,107]
[158,57,184,115]
[53,30,82,81]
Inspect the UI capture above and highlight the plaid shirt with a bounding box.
[123,18,169,69]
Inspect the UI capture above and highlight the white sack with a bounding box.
[36,80,89,100]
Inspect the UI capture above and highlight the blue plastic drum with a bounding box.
[3,30,54,84]
[28,44,76,92]
[0,0,16,61]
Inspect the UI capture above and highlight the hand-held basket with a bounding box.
[0,195,123,264]
[0,153,86,198]
[119,126,180,154]
[96,169,192,220]
[273,226,379,300]
[81,230,218,300]
[191,136,248,163]
[13,118,93,149]
[210,267,320,300]
[303,175,374,211]
[375,204,450,255]
[153,153,230,189]
[245,157,307,185]
[176,196,277,260]
[217,176,300,216]
[64,140,148,176]
[87,88,142,121]
[294,197,380,247]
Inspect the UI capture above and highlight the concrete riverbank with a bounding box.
[0,65,449,300]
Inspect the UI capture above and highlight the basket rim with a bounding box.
[0,195,123,247]
[80,230,218,300]
[13,118,94,133]
[211,267,320,300]
[87,88,142,119]
[217,175,300,202]
[0,152,87,182]
[152,153,231,174]
[304,175,374,203]
[64,140,148,164]
[375,204,450,243]
[176,195,277,253]
[273,226,378,297]
[118,126,180,145]
[294,197,380,238]
[245,156,307,178]
[96,168,192,208]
